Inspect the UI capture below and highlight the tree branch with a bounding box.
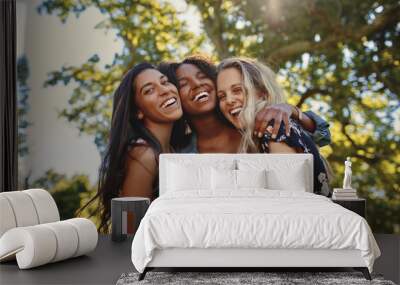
[265,6,400,64]
[297,88,330,107]
[192,1,230,58]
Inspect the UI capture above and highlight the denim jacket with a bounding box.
[303,111,331,147]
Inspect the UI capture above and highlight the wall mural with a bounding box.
[17,0,400,234]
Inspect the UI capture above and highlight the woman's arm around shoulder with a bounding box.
[120,145,157,200]
[253,104,331,147]
[260,120,299,154]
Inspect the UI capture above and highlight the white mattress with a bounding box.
[131,190,380,273]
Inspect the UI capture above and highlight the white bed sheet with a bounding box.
[131,189,380,273]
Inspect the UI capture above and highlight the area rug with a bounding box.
[116,271,395,285]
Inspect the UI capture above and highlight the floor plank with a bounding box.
[0,234,398,284]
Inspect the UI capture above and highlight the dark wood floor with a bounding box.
[0,234,398,285]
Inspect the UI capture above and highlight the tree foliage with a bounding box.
[29,169,97,221]
[38,0,205,154]
[37,0,399,233]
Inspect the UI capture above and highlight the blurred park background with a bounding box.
[16,0,399,233]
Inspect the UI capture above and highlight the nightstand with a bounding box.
[332,198,366,218]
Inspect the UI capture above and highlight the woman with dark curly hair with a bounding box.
[161,55,331,154]
[84,56,331,232]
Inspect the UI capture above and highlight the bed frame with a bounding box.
[138,154,372,281]
[140,248,371,280]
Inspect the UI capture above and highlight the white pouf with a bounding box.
[0,218,98,269]
[0,189,98,269]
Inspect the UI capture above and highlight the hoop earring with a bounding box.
[185,120,192,135]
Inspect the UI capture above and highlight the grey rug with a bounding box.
[116,271,395,285]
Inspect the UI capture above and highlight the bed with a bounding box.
[131,154,380,280]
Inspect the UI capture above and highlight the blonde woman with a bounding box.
[216,57,330,196]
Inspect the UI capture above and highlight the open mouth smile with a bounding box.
[229,106,242,117]
[160,97,178,109]
[192,91,209,103]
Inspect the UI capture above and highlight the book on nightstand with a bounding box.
[332,188,358,200]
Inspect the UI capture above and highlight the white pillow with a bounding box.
[237,169,267,188]
[266,164,307,191]
[237,159,309,192]
[211,168,237,190]
[167,162,211,191]
[211,169,267,190]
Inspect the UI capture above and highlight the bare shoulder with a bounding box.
[126,146,157,174]
[121,145,158,199]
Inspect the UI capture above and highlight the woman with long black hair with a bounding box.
[84,63,184,232]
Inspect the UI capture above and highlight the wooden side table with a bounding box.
[111,197,150,242]
[332,198,366,218]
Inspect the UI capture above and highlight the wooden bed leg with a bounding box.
[138,268,148,281]
[354,267,371,280]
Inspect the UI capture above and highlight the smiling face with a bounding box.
[134,69,182,124]
[216,67,246,129]
[175,63,217,116]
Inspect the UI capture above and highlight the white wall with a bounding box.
[16,0,202,186]
[17,0,123,185]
